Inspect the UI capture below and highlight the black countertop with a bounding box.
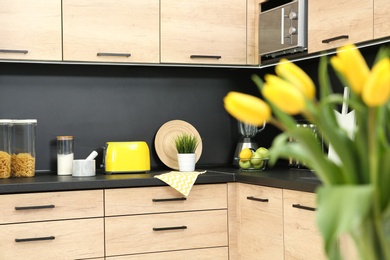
[0,166,322,194]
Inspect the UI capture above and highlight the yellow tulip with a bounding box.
[224,91,271,126]
[330,44,370,95]
[275,59,316,99]
[262,74,306,115]
[362,58,390,107]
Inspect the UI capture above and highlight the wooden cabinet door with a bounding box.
[308,0,373,53]
[161,0,247,65]
[374,0,390,39]
[235,183,284,260]
[63,0,160,63]
[105,210,228,256]
[283,189,326,260]
[0,190,103,224]
[0,0,62,61]
[0,218,104,260]
[105,246,228,259]
[105,184,227,216]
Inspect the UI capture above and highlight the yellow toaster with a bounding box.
[104,141,150,174]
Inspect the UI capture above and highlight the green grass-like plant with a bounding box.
[174,133,199,154]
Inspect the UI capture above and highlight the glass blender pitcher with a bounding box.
[233,121,266,167]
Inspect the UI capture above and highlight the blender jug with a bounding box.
[233,121,266,167]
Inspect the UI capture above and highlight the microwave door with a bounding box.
[259,2,299,57]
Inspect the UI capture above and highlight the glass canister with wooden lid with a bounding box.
[0,119,12,178]
[10,119,37,177]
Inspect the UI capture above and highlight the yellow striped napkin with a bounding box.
[154,170,207,197]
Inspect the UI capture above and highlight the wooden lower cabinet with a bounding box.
[229,183,326,260]
[283,189,326,260]
[229,183,284,259]
[105,247,228,259]
[105,184,228,258]
[0,218,104,260]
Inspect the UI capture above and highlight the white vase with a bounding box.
[177,153,196,172]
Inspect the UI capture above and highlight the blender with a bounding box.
[233,121,266,167]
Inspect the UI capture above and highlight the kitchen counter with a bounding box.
[0,167,322,194]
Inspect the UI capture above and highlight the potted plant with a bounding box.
[174,132,200,172]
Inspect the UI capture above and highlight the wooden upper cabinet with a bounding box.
[374,0,390,39]
[308,0,373,53]
[0,0,62,61]
[160,0,247,65]
[63,0,160,63]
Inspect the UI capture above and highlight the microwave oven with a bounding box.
[259,0,307,59]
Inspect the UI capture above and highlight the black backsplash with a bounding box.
[0,44,381,171]
[0,63,267,171]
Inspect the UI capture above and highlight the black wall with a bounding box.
[0,44,382,172]
[0,63,266,171]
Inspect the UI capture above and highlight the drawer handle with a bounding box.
[321,35,349,44]
[190,55,222,59]
[292,204,316,211]
[152,197,186,202]
[15,204,55,211]
[247,196,269,202]
[0,49,28,54]
[97,52,131,57]
[153,226,187,231]
[15,236,55,243]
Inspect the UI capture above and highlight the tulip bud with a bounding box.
[275,59,316,99]
[362,58,390,107]
[330,44,370,95]
[224,92,271,126]
[262,75,306,115]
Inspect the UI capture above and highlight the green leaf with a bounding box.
[316,185,374,259]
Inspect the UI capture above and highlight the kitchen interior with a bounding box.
[0,0,389,259]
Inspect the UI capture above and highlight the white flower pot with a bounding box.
[177,153,196,172]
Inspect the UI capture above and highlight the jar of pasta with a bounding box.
[10,119,37,177]
[0,120,12,178]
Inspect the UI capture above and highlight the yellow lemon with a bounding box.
[239,148,252,162]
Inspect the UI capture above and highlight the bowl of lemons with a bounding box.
[236,147,269,171]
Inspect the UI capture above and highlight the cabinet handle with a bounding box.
[15,236,55,243]
[152,197,186,202]
[292,203,316,211]
[15,204,55,210]
[321,35,349,44]
[0,49,28,54]
[190,55,222,59]
[247,196,269,202]
[153,226,187,231]
[97,52,131,57]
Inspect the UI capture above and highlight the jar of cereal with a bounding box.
[0,120,12,178]
[10,119,37,177]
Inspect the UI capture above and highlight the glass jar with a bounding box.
[0,120,12,178]
[10,119,37,177]
[57,136,74,176]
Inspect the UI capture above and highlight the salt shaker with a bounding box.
[57,136,74,175]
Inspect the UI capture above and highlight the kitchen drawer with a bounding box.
[106,247,228,259]
[0,218,104,260]
[105,184,227,216]
[0,190,103,224]
[105,209,228,256]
